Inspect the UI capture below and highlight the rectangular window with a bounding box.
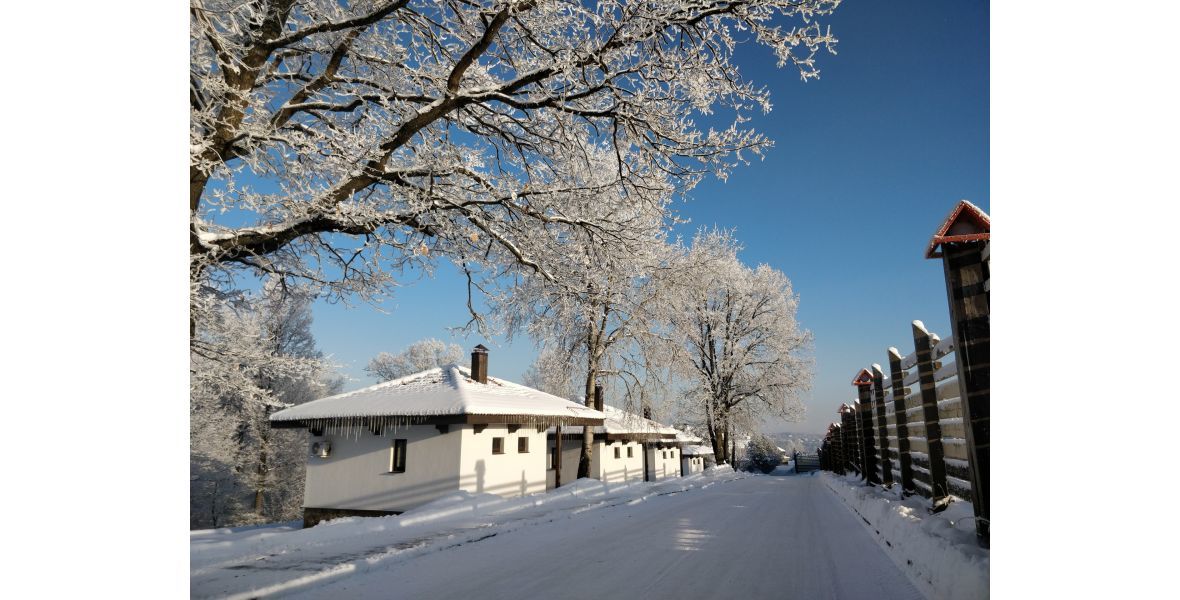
[627,447,633,458]
[518,437,529,453]
[614,447,621,459]
[389,439,407,473]
[662,450,667,459]
[492,437,505,454]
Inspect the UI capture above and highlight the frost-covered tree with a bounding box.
[365,338,464,382]
[665,230,812,464]
[190,0,841,340]
[494,227,683,479]
[746,434,782,474]
[191,280,341,528]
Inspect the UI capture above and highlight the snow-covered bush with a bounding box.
[746,435,783,474]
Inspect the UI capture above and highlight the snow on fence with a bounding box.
[819,321,982,527]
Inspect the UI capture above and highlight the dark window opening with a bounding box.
[627,447,633,458]
[390,439,407,473]
[492,437,505,454]
[518,437,529,453]
[614,447,621,459]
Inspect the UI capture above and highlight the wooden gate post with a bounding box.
[926,200,990,544]
[872,364,894,487]
[853,369,879,485]
[913,321,950,511]
[888,347,915,495]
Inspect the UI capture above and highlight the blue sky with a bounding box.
[307,0,989,434]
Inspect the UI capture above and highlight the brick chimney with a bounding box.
[470,344,488,384]
[593,384,604,412]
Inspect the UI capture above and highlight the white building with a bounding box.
[546,390,680,487]
[677,430,714,475]
[270,346,604,527]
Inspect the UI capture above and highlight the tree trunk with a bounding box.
[578,353,596,479]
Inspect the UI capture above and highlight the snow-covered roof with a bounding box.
[682,444,714,456]
[925,199,990,259]
[270,365,604,425]
[675,429,703,444]
[547,404,678,439]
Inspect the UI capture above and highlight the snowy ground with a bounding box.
[822,472,990,600]
[192,468,926,599]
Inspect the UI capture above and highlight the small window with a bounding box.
[614,447,621,459]
[492,437,505,454]
[662,450,667,459]
[389,439,407,473]
[518,437,529,453]
[627,447,633,458]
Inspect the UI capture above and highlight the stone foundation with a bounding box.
[302,506,400,528]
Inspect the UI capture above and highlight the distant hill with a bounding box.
[766,432,824,454]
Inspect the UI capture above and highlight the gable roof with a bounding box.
[851,368,874,387]
[548,404,679,440]
[270,365,603,426]
[926,199,991,259]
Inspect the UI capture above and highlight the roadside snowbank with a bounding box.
[822,472,989,600]
[191,466,745,599]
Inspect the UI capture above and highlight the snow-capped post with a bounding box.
[872,365,894,487]
[853,369,880,485]
[926,200,990,545]
[839,405,859,475]
[888,348,916,495]
[913,321,951,511]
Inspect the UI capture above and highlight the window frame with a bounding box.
[389,438,407,473]
[518,436,529,453]
[492,437,505,455]
[614,447,621,459]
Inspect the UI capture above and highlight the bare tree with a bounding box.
[664,230,812,464]
[365,338,464,382]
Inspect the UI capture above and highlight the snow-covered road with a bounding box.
[279,473,923,599]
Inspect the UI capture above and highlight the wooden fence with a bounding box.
[819,323,978,516]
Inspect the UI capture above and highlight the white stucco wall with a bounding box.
[681,455,705,476]
[646,445,681,481]
[303,424,462,513]
[458,425,548,499]
[547,438,645,488]
[597,440,644,484]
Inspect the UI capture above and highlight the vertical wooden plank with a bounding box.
[913,321,950,511]
[872,365,893,487]
[888,347,915,495]
[940,242,990,544]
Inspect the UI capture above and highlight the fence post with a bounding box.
[840,405,859,476]
[913,321,950,511]
[832,422,845,475]
[853,369,879,485]
[872,365,893,487]
[888,347,915,495]
[926,201,990,545]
